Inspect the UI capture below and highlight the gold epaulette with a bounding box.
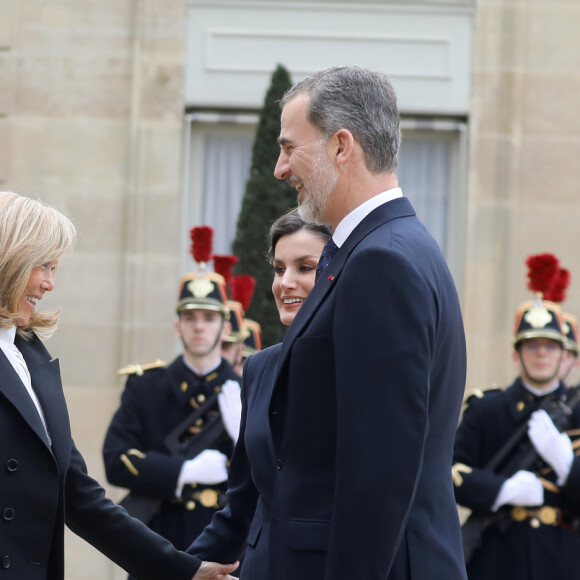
[462,385,502,406]
[452,463,473,487]
[117,359,166,376]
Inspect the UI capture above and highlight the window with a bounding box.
[399,119,468,292]
[183,113,256,263]
[183,114,467,294]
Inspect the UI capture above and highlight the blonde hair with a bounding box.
[0,192,76,339]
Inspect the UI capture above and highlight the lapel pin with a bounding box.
[328,275,334,281]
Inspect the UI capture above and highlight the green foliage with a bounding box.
[232,64,297,347]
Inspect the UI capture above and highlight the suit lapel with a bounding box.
[272,197,416,389]
[16,335,70,459]
[0,339,53,449]
[262,346,282,465]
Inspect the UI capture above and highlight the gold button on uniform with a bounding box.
[539,506,558,525]
[511,506,528,522]
[186,501,196,510]
[199,489,219,508]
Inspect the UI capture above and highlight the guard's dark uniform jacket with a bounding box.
[453,378,580,580]
[103,356,240,557]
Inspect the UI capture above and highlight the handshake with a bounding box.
[192,560,239,579]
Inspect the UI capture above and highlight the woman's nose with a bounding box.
[280,270,296,288]
[42,271,55,291]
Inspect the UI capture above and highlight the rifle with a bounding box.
[461,387,580,564]
[119,391,228,523]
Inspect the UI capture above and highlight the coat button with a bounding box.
[6,459,18,472]
[276,459,282,470]
[2,508,15,521]
[0,556,10,569]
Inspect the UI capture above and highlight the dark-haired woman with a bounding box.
[187,209,332,580]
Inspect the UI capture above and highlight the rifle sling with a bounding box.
[164,390,222,456]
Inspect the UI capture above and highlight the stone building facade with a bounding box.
[1,0,579,577]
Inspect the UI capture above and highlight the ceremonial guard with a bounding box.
[453,254,580,580]
[560,311,579,384]
[241,318,261,360]
[220,299,248,371]
[103,227,242,578]
[214,254,256,374]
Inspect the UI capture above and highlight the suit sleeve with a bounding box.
[326,248,435,578]
[102,375,184,498]
[187,355,259,562]
[65,442,201,579]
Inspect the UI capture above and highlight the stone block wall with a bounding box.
[464,0,580,392]
[0,1,188,577]
[2,0,580,576]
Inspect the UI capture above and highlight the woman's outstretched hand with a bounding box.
[192,560,240,579]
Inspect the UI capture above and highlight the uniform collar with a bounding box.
[171,357,237,401]
[181,355,221,378]
[521,379,560,398]
[506,377,567,422]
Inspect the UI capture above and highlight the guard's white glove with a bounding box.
[491,470,544,511]
[528,409,574,485]
[218,380,242,445]
[175,449,228,497]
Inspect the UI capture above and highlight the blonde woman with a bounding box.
[0,192,237,580]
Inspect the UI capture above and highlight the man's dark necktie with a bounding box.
[316,238,339,281]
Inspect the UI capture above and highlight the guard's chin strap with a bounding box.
[517,349,563,389]
[210,325,224,353]
[181,319,226,361]
[560,355,578,382]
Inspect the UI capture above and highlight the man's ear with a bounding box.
[512,349,520,369]
[571,356,580,378]
[174,319,181,338]
[332,129,355,167]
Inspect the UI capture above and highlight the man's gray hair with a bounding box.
[281,65,401,173]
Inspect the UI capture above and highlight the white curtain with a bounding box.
[398,135,452,254]
[202,133,253,255]
[196,125,455,257]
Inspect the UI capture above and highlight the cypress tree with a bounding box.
[232,64,297,347]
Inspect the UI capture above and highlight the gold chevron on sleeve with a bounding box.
[452,463,473,487]
[120,453,139,476]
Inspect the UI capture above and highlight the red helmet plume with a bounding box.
[525,253,560,297]
[232,275,256,312]
[213,255,239,291]
[189,226,214,265]
[544,268,571,304]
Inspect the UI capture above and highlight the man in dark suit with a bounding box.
[267,65,468,579]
